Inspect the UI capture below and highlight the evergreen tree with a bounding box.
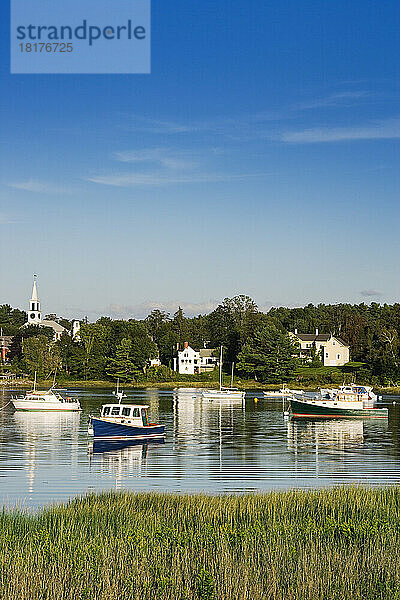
[237,324,299,383]
[106,338,139,382]
[173,307,190,345]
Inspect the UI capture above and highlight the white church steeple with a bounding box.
[28,275,42,324]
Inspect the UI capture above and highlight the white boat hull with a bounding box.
[11,399,81,411]
[202,390,245,400]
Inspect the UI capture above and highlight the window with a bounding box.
[132,408,140,417]
[337,354,340,360]
[333,341,336,345]
[111,407,120,415]
[325,353,328,358]
[103,406,110,416]
[122,407,131,416]
[141,408,149,426]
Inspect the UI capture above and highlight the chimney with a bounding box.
[315,328,319,336]
[294,328,298,334]
[184,341,189,349]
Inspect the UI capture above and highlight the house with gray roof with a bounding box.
[290,328,350,367]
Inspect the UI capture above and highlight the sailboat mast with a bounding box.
[219,346,223,390]
[231,362,234,388]
[33,371,37,392]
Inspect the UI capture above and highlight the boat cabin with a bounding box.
[100,404,150,427]
[25,389,76,404]
[337,385,372,402]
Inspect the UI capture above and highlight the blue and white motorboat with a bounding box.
[88,402,165,440]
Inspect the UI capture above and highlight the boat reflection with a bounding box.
[11,410,81,495]
[287,418,365,454]
[12,410,81,439]
[89,437,165,455]
[88,438,164,487]
[172,388,244,438]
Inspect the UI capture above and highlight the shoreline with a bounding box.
[2,378,400,394]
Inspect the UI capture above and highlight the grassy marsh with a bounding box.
[1,488,400,599]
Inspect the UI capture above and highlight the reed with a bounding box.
[1,487,400,599]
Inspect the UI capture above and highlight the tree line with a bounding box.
[1,297,399,385]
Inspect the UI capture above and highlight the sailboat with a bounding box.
[202,347,245,401]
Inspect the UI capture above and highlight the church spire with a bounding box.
[31,275,38,302]
[28,275,42,324]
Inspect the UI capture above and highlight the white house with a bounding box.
[148,357,162,367]
[174,342,218,375]
[22,277,80,342]
[290,328,350,367]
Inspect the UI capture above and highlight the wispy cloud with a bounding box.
[280,117,400,143]
[87,171,264,187]
[360,289,383,298]
[122,112,284,139]
[7,180,70,194]
[296,91,371,111]
[113,148,199,170]
[0,213,17,225]
[120,90,374,141]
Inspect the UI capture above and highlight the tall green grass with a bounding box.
[1,488,400,599]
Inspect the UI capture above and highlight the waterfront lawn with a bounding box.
[1,488,400,599]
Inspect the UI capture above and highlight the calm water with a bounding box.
[1,387,400,509]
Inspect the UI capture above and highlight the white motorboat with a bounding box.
[289,384,387,418]
[11,388,81,412]
[202,348,245,401]
[263,390,285,398]
[283,388,305,396]
[11,371,81,412]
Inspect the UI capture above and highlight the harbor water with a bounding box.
[0,387,399,509]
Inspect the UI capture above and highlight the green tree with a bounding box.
[237,324,299,383]
[106,338,139,382]
[79,323,109,380]
[57,332,85,378]
[207,295,266,364]
[21,335,61,378]
[0,304,27,335]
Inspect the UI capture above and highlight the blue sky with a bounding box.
[1,0,399,320]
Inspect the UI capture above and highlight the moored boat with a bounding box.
[202,347,245,401]
[202,387,245,400]
[88,403,165,440]
[11,388,81,412]
[289,384,388,418]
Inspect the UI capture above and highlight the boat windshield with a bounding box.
[141,408,149,426]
